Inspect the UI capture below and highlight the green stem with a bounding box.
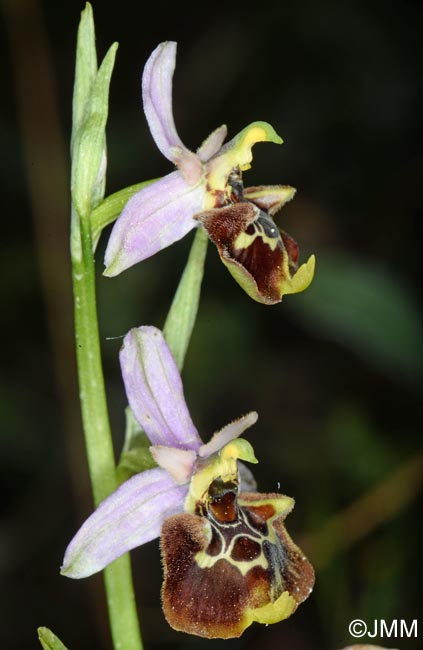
[163,227,209,370]
[69,6,142,648]
[71,206,143,650]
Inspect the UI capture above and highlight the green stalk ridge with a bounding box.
[69,5,143,649]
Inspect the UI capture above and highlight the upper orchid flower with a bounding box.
[104,42,315,304]
[62,327,314,638]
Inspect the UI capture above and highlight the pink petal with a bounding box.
[120,327,202,450]
[150,445,197,484]
[142,41,188,162]
[104,171,204,276]
[198,411,258,458]
[61,468,187,578]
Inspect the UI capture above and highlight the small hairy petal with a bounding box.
[197,125,228,162]
[142,41,188,161]
[104,171,204,276]
[61,468,187,579]
[198,412,258,458]
[120,327,202,450]
[172,147,203,185]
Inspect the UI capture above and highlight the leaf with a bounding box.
[116,407,157,484]
[37,627,69,650]
[117,449,158,484]
[121,407,150,452]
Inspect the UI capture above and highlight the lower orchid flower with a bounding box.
[61,327,314,638]
[104,41,315,305]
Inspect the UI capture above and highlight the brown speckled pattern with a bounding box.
[198,203,299,304]
[161,481,314,638]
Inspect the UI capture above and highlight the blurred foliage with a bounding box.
[1,0,421,649]
[292,253,421,382]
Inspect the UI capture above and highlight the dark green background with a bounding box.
[1,0,421,648]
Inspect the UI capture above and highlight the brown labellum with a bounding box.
[197,202,300,304]
[160,479,314,638]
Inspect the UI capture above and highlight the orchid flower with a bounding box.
[62,327,314,638]
[104,42,315,305]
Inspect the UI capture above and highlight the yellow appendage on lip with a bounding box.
[279,254,316,295]
[244,590,297,627]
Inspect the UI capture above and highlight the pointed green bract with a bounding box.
[37,628,68,650]
[72,3,97,141]
[71,3,118,219]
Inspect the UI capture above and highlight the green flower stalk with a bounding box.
[69,5,142,650]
